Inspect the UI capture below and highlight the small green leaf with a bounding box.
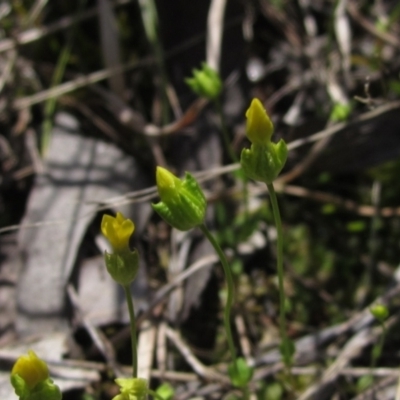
[357,375,373,392]
[279,337,295,367]
[346,220,366,232]
[228,357,254,388]
[321,204,337,214]
[330,102,352,122]
[155,383,174,400]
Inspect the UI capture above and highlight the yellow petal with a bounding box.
[115,212,126,224]
[101,213,135,252]
[120,219,135,239]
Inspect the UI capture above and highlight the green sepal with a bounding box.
[104,249,139,286]
[240,140,288,184]
[10,374,30,399]
[153,172,206,231]
[11,375,61,400]
[228,357,254,388]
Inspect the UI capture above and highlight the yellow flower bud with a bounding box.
[101,212,135,253]
[155,166,182,203]
[245,98,274,145]
[11,350,49,390]
[240,98,287,184]
[153,167,206,231]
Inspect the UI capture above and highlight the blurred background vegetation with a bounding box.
[1,0,400,399]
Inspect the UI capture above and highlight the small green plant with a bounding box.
[358,304,390,392]
[101,212,164,400]
[153,166,253,394]
[10,212,167,400]
[240,98,294,369]
[101,212,140,378]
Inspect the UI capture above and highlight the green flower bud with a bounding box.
[101,212,139,286]
[240,98,288,184]
[112,377,148,400]
[11,351,61,400]
[152,167,206,231]
[185,62,222,100]
[370,304,389,323]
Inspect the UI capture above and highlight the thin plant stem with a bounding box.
[371,323,387,372]
[214,98,238,164]
[124,285,138,378]
[214,98,250,219]
[138,0,169,125]
[199,223,238,373]
[266,182,292,369]
[41,0,88,155]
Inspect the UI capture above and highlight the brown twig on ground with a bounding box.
[164,325,229,383]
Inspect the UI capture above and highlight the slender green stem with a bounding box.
[147,389,167,400]
[371,323,386,370]
[214,97,250,219]
[366,322,387,387]
[199,223,238,370]
[266,183,291,368]
[123,285,138,378]
[214,98,238,164]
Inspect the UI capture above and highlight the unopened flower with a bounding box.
[153,167,206,231]
[240,98,288,184]
[245,98,274,145]
[185,62,222,100]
